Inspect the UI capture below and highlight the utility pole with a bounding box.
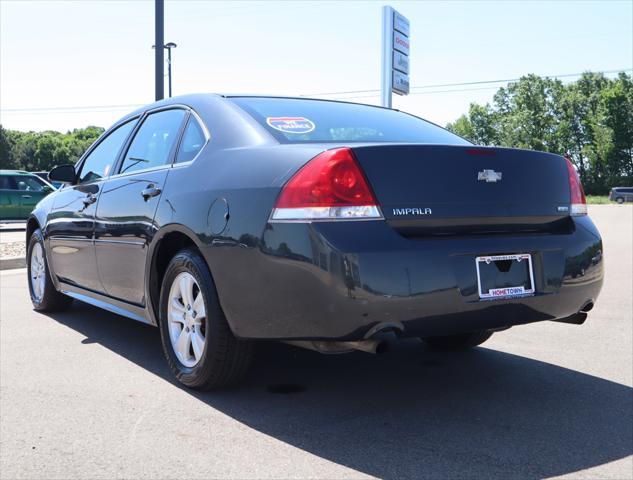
[165,43,177,97]
[155,0,164,101]
[153,42,177,97]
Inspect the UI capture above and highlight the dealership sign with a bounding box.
[381,6,410,106]
[393,71,410,95]
[393,50,409,74]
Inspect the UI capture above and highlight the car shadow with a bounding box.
[46,302,632,479]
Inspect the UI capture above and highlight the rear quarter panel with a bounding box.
[152,143,328,331]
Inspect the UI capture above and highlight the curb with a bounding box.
[0,256,26,270]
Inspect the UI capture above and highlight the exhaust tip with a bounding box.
[581,301,594,313]
[553,311,588,325]
[374,340,389,355]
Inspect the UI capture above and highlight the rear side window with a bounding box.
[79,120,136,184]
[119,109,187,174]
[175,116,206,163]
[230,97,470,145]
[0,176,17,190]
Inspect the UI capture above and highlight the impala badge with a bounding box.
[393,207,432,216]
[478,169,502,183]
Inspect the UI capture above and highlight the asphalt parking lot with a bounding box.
[1,206,631,480]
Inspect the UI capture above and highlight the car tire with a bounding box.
[27,228,73,312]
[159,248,253,390]
[616,197,624,204]
[421,330,493,350]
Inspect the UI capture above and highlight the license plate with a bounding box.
[476,254,535,300]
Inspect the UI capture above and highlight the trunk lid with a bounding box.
[351,144,572,236]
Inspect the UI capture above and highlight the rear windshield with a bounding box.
[230,97,470,145]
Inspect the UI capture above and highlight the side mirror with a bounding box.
[49,164,76,184]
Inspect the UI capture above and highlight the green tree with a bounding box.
[599,73,633,184]
[445,115,473,142]
[446,71,633,195]
[1,126,104,172]
[493,74,566,152]
[0,125,16,169]
[447,104,499,145]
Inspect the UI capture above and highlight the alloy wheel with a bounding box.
[30,243,46,302]
[167,272,207,367]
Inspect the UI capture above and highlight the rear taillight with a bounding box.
[270,147,383,221]
[565,156,587,216]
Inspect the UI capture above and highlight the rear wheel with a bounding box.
[27,228,73,312]
[159,248,253,390]
[421,330,493,350]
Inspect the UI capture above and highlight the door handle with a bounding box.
[82,194,97,206]
[141,185,162,201]
[21,194,32,199]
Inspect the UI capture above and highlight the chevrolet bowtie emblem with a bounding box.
[478,169,502,183]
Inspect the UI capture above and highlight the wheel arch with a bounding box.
[147,224,208,326]
[26,215,40,244]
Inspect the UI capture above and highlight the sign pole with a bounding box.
[380,6,393,108]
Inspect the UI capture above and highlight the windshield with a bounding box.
[230,97,470,145]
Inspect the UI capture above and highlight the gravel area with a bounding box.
[0,241,26,259]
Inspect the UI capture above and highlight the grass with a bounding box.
[586,195,613,204]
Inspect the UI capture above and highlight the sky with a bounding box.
[1,0,631,132]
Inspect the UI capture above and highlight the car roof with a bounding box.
[0,170,35,176]
[99,93,467,152]
[107,93,453,145]
[118,93,394,121]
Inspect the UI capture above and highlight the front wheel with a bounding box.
[159,248,253,390]
[27,228,73,312]
[421,330,493,350]
[616,197,625,204]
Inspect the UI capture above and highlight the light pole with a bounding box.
[164,42,177,98]
[154,0,164,101]
[152,42,178,98]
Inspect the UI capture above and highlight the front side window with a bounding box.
[175,116,206,163]
[79,120,136,184]
[119,109,187,175]
[15,175,48,192]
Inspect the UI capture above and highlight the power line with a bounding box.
[2,68,630,115]
[2,109,142,117]
[332,69,633,100]
[303,68,632,97]
[0,105,144,118]
[333,85,502,101]
[0,103,143,112]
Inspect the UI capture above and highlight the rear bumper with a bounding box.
[211,216,603,340]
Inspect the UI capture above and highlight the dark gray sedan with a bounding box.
[26,94,604,389]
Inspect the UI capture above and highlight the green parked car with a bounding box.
[0,170,56,221]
